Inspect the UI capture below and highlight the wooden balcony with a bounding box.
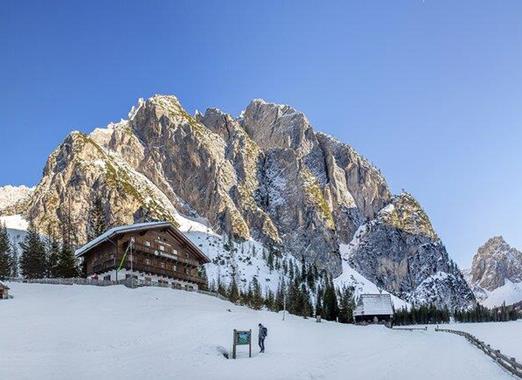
[129,242,200,266]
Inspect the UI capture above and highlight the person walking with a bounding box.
[258,323,267,353]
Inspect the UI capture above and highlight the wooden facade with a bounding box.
[76,222,210,290]
[0,282,9,299]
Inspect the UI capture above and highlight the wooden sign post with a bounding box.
[232,329,252,359]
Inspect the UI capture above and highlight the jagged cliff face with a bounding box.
[2,94,474,307]
[345,194,475,308]
[470,236,522,291]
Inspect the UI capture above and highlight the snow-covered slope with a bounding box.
[0,185,33,212]
[0,282,512,380]
[478,280,522,308]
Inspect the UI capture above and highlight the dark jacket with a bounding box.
[259,325,267,339]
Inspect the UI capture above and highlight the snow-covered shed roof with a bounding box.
[75,221,209,263]
[0,281,9,290]
[353,294,393,317]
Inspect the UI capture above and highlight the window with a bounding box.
[160,262,165,269]
[172,264,177,271]
[159,245,165,251]
[186,252,189,258]
[184,268,189,274]
[172,249,177,255]
[104,275,111,281]
[145,259,151,265]
[144,241,151,247]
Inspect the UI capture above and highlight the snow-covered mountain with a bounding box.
[0,94,474,308]
[466,236,522,307]
[0,185,33,213]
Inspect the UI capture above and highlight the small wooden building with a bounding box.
[353,293,394,323]
[75,221,210,290]
[0,282,9,299]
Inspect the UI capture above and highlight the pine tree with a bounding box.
[315,287,323,317]
[0,223,11,278]
[56,241,79,278]
[322,279,339,321]
[250,277,263,310]
[45,234,61,278]
[9,240,19,277]
[300,284,312,318]
[87,196,107,241]
[275,280,286,311]
[338,286,355,323]
[228,276,240,303]
[19,224,46,278]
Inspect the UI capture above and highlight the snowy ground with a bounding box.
[449,321,522,362]
[0,283,515,380]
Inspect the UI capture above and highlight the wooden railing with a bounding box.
[435,327,522,378]
[390,326,428,331]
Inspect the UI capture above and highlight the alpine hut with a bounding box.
[75,221,210,290]
[353,293,394,324]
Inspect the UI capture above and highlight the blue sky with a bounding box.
[2,1,522,266]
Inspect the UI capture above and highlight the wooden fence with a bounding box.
[391,326,428,331]
[435,327,522,378]
[3,277,228,301]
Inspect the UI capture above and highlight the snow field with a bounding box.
[0,283,514,380]
[448,321,522,362]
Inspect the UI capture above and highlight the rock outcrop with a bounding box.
[345,194,474,308]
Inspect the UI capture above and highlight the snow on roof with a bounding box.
[0,281,9,290]
[75,221,171,257]
[354,294,394,317]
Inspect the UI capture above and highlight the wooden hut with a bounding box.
[75,221,210,290]
[353,293,394,323]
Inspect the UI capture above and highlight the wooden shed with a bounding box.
[353,293,394,323]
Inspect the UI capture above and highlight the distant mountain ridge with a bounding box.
[0,94,474,308]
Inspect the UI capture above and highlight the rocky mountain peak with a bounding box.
[379,193,438,241]
[471,236,522,291]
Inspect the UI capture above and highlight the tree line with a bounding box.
[0,222,80,279]
[394,304,451,325]
[0,196,107,280]
[453,303,519,323]
[210,241,356,323]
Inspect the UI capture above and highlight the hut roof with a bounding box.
[75,221,210,263]
[353,293,393,317]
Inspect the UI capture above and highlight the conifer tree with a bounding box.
[19,224,46,278]
[56,240,79,278]
[10,241,19,277]
[228,276,240,303]
[45,234,61,278]
[87,196,107,240]
[275,280,286,311]
[322,279,339,321]
[250,277,264,310]
[0,223,11,278]
[315,287,323,317]
[338,286,355,323]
